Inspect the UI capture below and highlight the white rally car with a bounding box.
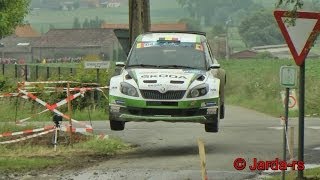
[108,32,226,132]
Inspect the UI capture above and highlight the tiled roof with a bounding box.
[0,35,39,52]
[33,28,117,48]
[15,24,40,37]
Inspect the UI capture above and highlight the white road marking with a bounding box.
[268,126,320,130]
[308,126,320,130]
[267,127,284,130]
[313,147,320,150]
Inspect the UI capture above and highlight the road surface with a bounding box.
[20,105,320,180]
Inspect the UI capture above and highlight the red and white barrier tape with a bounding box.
[0,128,55,144]
[22,86,109,91]
[60,126,93,133]
[21,81,79,86]
[18,89,92,129]
[0,126,54,138]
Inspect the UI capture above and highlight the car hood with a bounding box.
[126,68,207,91]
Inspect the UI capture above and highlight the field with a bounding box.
[26,0,187,33]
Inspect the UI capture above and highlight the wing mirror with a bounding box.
[115,62,125,67]
[210,64,220,69]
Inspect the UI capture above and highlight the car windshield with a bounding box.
[127,40,206,70]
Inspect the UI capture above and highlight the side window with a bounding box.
[203,42,214,65]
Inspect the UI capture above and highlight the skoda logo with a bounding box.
[159,87,166,93]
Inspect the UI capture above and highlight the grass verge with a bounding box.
[0,136,129,173]
[221,59,320,117]
[266,167,320,179]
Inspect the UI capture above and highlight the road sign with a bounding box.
[84,61,110,69]
[280,89,298,110]
[274,10,320,66]
[280,66,297,88]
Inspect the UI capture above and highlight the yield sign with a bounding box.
[274,10,320,66]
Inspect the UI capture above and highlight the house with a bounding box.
[15,24,40,38]
[31,28,120,61]
[0,25,40,63]
[101,22,188,31]
[0,36,39,63]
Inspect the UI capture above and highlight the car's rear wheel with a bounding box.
[220,104,225,119]
[109,115,125,131]
[204,112,219,133]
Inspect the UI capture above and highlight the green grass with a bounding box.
[0,157,63,172]
[266,167,320,179]
[0,137,128,173]
[221,59,320,117]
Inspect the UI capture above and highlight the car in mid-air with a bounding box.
[108,31,226,132]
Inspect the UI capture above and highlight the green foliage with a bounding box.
[255,52,275,59]
[176,0,255,26]
[73,17,81,28]
[82,16,104,28]
[0,0,30,38]
[222,59,320,117]
[75,138,128,155]
[276,0,304,11]
[210,25,225,37]
[238,10,284,47]
[0,74,16,92]
[49,24,55,30]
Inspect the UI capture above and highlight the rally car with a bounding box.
[108,31,226,132]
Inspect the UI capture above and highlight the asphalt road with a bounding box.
[39,106,320,180]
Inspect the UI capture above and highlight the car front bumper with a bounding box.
[109,104,219,123]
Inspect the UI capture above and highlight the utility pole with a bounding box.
[225,18,231,60]
[129,0,150,47]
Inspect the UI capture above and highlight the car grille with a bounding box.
[140,90,186,100]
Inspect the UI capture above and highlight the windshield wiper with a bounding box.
[127,64,160,68]
[159,65,198,69]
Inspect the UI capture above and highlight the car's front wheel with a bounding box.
[109,115,125,131]
[204,112,219,133]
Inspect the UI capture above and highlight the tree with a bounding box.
[276,0,304,10]
[176,0,255,26]
[73,0,80,9]
[238,10,284,47]
[73,17,81,28]
[49,24,55,30]
[0,0,31,38]
[210,25,225,37]
[83,18,90,28]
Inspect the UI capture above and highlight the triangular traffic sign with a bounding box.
[274,10,320,66]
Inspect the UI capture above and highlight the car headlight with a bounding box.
[188,84,209,98]
[120,82,138,97]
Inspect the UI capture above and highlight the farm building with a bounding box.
[0,25,40,63]
[31,28,121,62]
